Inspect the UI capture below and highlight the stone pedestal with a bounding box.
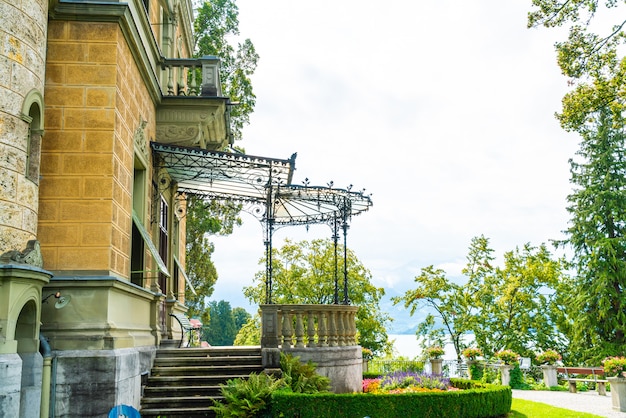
[430,358,443,375]
[500,365,514,386]
[608,377,626,412]
[540,364,558,387]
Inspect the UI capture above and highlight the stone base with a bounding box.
[0,354,22,418]
[52,346,156,416]
[282,346,362,393]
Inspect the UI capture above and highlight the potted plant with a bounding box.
[462,347,482,361]
[494,349,519,386]
[425,346,445,375]
[536,349,561,387]
[462,347,483,380]
[361,347,373,372]
[536,349,561,366]
[603,356,626,412]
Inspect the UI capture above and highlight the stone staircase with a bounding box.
[140,345,263,417]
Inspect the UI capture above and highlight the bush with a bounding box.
[509,364,531,389]
[209,372,285,417]
[495,349,519,365]
[603,356,626,377]
[269,380,512,418]
[462,347,483,360]
[535,349,561,365]
[280,353,330,393]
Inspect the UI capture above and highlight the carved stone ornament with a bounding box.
[133,118,148,160]
[0,240,44,268]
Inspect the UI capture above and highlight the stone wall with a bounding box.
[0,0,48,253]
[40,21,155,279]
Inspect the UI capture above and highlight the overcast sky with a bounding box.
[207,0,581,330]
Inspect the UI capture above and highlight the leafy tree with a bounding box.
[556,108,626,361]
[233,306,251,329]
[185,196,241,319]
[204,300,238,345]
[234,313,261,345]
[528,1,626,131]
[467,241,568,358]
[391,266,471,361]
[393,236,568,360]
[194,0,259,140]
[241,238,392,356]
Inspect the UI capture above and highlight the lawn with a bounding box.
[510,398,604,418]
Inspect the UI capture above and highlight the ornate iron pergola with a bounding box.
[152,143,372,304]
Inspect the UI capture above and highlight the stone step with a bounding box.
[146,374,252,386]
[140,406,217,418]
[141,394,223,408]
[143,384,223,397]
[151,364,263,376]
[156,346,261,358]
[154,355,262,367]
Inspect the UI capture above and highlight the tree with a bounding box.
[240,238,392,356]
[393,236,568,360]
[557,108,626,361]
[233,307,251,329]
[185,196,241,319]
[467,241,568,358]
[391,266,471,361]
[194,0,259,140]
[528,1,626,131]
[204,300,238,345]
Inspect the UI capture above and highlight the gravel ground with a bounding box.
[512,389,626,417]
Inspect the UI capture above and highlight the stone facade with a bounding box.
[0,0,47,254]
[0,0,229,414]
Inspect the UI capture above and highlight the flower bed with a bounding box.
[363,371,452,393]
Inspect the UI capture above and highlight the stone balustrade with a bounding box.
[260,304,359,349]
[160,56,221,97]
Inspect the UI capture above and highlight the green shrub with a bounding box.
[509,365,531,389]
[469,361,484,381]
[280,353,330,393]
[269,380,511,418]
[209,372,285,417]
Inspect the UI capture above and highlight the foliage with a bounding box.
[391,265,470,361]
[232,307,251,329]
[463,347,483,360]
[528,1,626,132]
[424,346,445,359]
[468,361,484,381]
[234,313,260,345]
[603,356,626,377]
[556,108,626,362]
[280,353,330,393]
[394,236,569,361]
[204,300,238,345]
[495,349,520,365]
[243,238,392,356]
[209,372,285,417]
[269,381,512,418]
[536,349,562,365]
[194,0,259,141]
[185,195,241,319]
[508,364,531,390]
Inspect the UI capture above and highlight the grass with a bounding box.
[509,398,604,418]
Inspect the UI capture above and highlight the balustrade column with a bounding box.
[295,311,305,348]
[307,310,316,348]
[328,311,338,347]
[282,310,293,348]
[318,311,328,347]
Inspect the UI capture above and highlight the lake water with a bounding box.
[388,334,464,360]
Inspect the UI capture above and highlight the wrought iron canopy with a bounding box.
[151,142,296,202]
[151,142,373,305]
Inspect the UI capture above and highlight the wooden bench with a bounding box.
[169,313,202,348]
[557,366,607,395]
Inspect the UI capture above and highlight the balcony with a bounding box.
[156,56,232,151]
[260,304,362,393]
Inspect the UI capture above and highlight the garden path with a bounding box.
[512,389,626,417]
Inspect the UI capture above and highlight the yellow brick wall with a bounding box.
[41,21,156,278]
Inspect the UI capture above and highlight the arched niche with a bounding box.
[21,89,44,184]
[15,299,39,353]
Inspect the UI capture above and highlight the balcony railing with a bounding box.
[160,56,222,97]
[260,304,359,350]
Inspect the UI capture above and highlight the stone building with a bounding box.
[0,0,231,414]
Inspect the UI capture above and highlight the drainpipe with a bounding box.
[39,333,52,418]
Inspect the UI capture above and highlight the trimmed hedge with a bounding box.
[269,379,511,418]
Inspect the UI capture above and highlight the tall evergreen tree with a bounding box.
[205,300,238,345]
[559,107,626,361]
